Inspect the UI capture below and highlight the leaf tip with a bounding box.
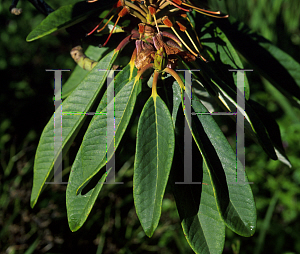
[144,228,154,238]
[26,31,39,42]
[68,220,79,232]
[30,198,37,208]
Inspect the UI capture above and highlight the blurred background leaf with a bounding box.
[1,0,300,253]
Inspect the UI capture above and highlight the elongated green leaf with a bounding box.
[191,94,256,236]
[195,20,250,100]
[247,99,291,167]
[66,148,109,232]
[27,1,113,41]
[180,88,256,236]
[164,69,225,253]
[183,168,225,254]
[214,17,300,105]
[31,50,118,208]
[134,93,175,237]
[66,64,139,231]
[170,136,225,253]
[73,64,140,193]
[186,163,225,254]
[194,60,277,160]
[167,85,225,253]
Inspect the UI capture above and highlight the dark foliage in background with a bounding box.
[1,0,300,253]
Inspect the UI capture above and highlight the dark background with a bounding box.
[1,0,300,253]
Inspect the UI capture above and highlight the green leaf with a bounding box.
[66,63,139,231]
[75,64,141,193]
[196,20,251,100]
[170,141,225,254]
[62,45,111,99]
[214,17,300,105]
[182,91,256,237]
[247,99,291,167]
[26,1,113,41]
[171,81,182,126]
[66,149,109,232]
[195,61,277,160]
[134,93,175,237]
[31,50,118,208]
[187,163,225,254]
